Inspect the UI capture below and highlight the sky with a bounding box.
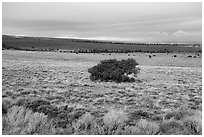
[2,2,202,43]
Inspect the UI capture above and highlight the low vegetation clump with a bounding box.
[134,119,160,135]
[2,106,55,135]
[103,109,128,128]
[12,97,87,128]
[2,101,202,135]
[2,98,13,115]
[72,112,104,135]
[182,110,202,135]
[88,58,140,83]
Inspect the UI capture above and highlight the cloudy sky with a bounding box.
[2,2,202,43]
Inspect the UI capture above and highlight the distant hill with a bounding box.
[2,35,202,53]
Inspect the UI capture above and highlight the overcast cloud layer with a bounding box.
[2,2,202,43]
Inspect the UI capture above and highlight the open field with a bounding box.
[2,50,202,135]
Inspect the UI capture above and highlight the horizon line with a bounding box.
[2,34,202,44]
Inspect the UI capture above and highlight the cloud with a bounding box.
[172,30,190,37]
[92,36,145,42]
[3,19,93,31]
[144,31,168,37]
[57,35,148,42]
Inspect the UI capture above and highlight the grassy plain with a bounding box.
[2,50,202,135]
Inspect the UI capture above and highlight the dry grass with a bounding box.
[73,113,105,135]
[103,109,128,128]
[2,50,202,135]
[2,106,55,135]
[135,119,160,135]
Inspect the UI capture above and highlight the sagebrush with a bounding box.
[2,104,202,135]
[2,106,55,135]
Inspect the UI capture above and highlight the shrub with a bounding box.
[159,119,188,135]
[161,109,202,135]
[182,116,202,135]
[164,108,198,121]
[55,114,105,135]
[135,119,160,135]
[26,98,50,112]
[36,105,59,118]
[2,98,13,115]
[14,97,53,114]
[117,119,159,135]
[120,126,142,135]
[2,106,55,135]
[14,97,30,107]
[76,113,96,130]
[182,110,202,135]
[128,110,153,121]
[13,97,88,129]
[164,110,186,120]
[88,58,140,83]
[103,109,128,130]
[72,112,105,135]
